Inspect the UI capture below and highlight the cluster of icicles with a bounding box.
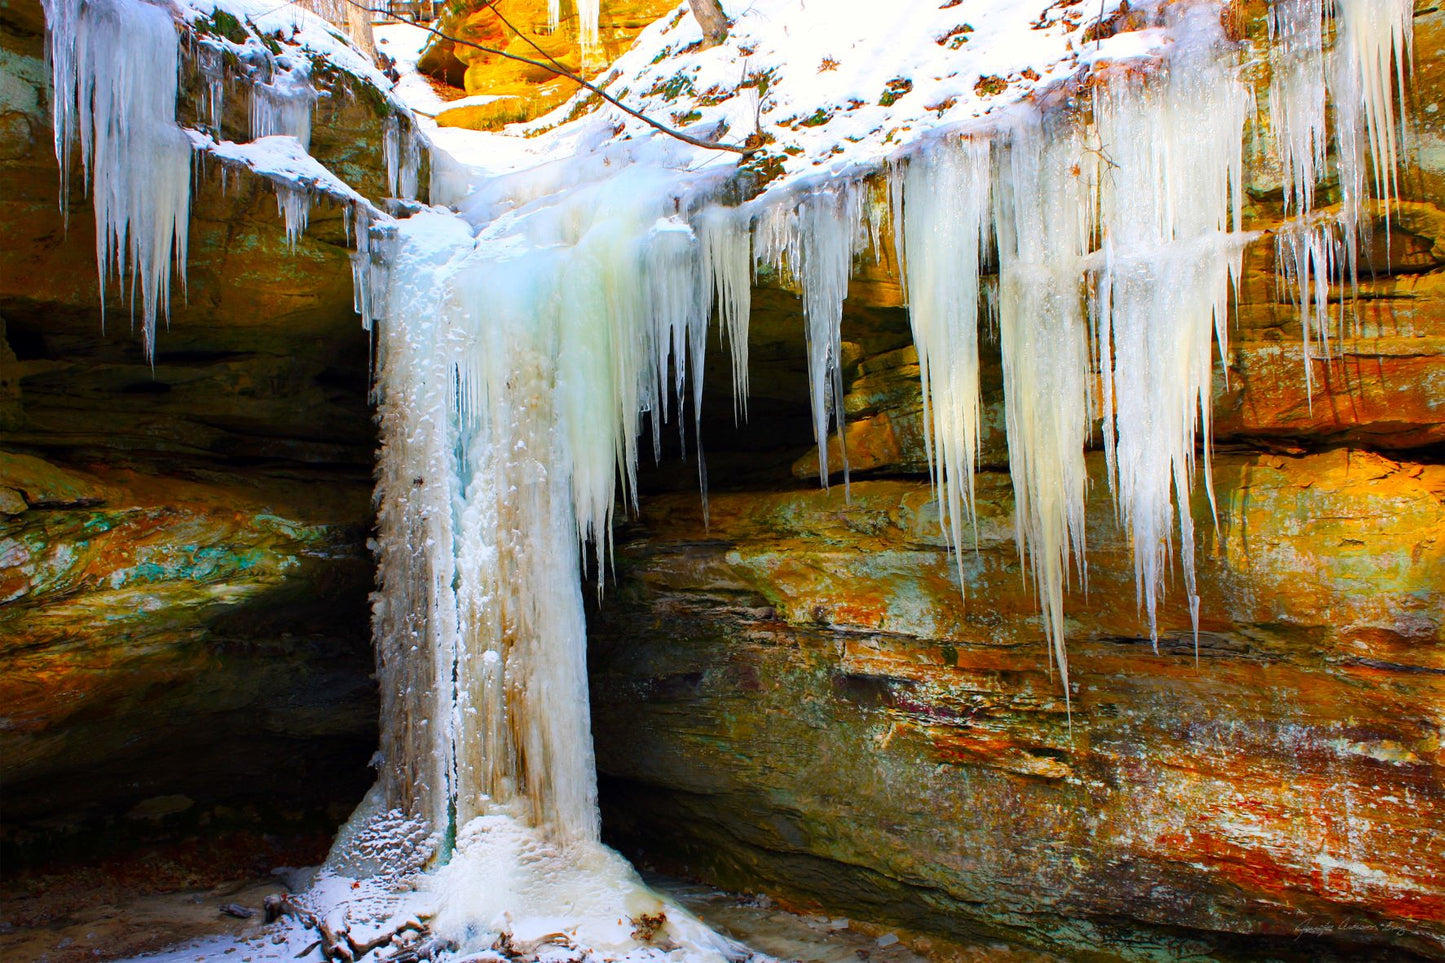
[42,0,1412,954]
[41,0,424,356]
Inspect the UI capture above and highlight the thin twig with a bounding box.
[338,0,751,155]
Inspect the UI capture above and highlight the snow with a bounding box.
[197,132,369,206]
[525,0,1151,192]
[179,0,399,102]
[375,20,453,116]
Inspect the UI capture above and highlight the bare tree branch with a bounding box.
[338,0,750,155]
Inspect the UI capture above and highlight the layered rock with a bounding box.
[0,0,385,856]
[592,450,1443,958]
[417,0,676,128]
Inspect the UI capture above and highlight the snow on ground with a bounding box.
[385,0,1163,198]
[374,20,458,117]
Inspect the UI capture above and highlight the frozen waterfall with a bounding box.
[40,0,1414,956]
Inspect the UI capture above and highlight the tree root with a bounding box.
[264,894,440,962]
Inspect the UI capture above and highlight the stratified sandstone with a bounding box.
[592,450,1444,959]
[0,0,383,853]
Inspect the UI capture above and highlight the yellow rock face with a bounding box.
[429,0,678,129]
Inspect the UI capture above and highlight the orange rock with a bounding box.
[592,449,1445,956]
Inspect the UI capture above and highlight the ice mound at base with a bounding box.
[295,784,752,961]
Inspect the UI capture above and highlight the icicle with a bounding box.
[250,56,317,148]
[993,112,1094,716]
[578,0,599,63]
[696,205,753,423]
[350,204,383,331]
[1269,0,1413,380]
[894,135,991,574]
[384,114,421,201]
[42,0,192,363]
[198,40,226,134]
[1091,18,1250,649]
[1268,0,1327,218]
[1332,0,1413,219]
[1275,213,1340,403]
[544,0,598,61]
[276,184,311,247]
[755,183,865,490]
[644,217,711,513]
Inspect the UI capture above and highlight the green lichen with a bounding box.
[878,77,913,107]
[647,70,696,102]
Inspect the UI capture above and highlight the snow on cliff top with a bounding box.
[180,0,405,111]
[398,0,1178,200]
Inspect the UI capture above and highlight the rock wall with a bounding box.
[587,3,1445,959]
[0,0,385,858]
[416,0,678,128]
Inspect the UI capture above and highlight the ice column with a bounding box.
[371,169,726,853]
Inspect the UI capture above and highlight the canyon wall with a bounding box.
[0,0,1440,958]
[588,3,1445,959]
[0,0,383,856]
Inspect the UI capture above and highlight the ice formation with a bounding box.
[1268,0,1415,397]
[250,53,317,148]
[696,205,753,421]
[43,0,191,361]
[383,114,422,200]
[42,0,1417,956]
[754,184,868,488]
[276,184,311,246]
[891,137,991,574]
[547,0,600,54]
[358,162,757,954]
[993,111,1094,702]
[1089,17,1250,648]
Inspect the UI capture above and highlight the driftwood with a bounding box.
[263,893,433,962]
[489,929,585,962]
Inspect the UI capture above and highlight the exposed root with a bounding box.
[263,894,436,962]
